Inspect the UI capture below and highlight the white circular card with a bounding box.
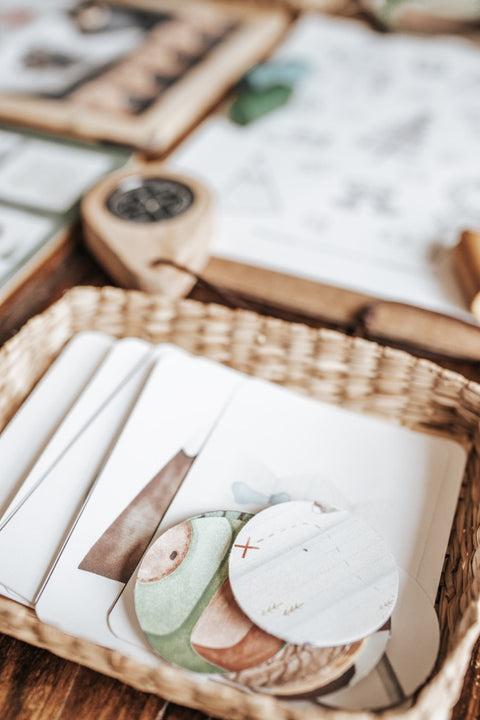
[228,500,399,647]
[315,623,391,697]
[319,568,440,710]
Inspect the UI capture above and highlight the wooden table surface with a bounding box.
[0,237,480,720]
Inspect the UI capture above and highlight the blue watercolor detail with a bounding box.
[232,481,290,506]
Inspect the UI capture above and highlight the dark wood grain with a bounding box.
[56,666,168,720]
[0,635,78,720]
[164,705,210,720]
[0,633,169,720]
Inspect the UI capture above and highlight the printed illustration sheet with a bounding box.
[173,15,480,319]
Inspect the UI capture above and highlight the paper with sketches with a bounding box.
[0,140,115,214]
[0,205,57,283]
[0,125,128,293]
[172,15,480,319]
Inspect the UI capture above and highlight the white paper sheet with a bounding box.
[172,15,480,320]
[0,205,56,282]
[0,125,128,292]
[0,140,115,213]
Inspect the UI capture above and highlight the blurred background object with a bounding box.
[360,0,480,31]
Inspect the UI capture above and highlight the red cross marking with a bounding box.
[234,537,260,559]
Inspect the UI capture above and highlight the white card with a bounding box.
[108,377,466,662]
[35,353,243,648]
[0,583,25,604]
[0,338,159,526]
[319,569,440,710]
[0,205,56,283]
[129,377,466,601]
[228,501,399,648]
[181,379,467,603]
[0,331,112,519]
[0,128,23,157]
[0,139,115,214]
[0,338,168,606]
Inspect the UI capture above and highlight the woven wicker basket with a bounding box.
[0,285,479,720]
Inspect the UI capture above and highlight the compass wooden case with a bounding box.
[82,163,214,297]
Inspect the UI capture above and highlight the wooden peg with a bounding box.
[453,230,480,321]
[81,163,213,298]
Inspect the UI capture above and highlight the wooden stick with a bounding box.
[453,230,480,321]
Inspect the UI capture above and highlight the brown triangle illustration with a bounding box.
[78,449,195,583]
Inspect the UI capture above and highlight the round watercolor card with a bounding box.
[228,500,399,648]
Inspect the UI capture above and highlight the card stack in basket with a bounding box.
[0,330,467,711]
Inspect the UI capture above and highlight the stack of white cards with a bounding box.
[0,331,467,710]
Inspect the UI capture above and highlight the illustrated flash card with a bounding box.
[108,376,466,663]
[35,352,244,648]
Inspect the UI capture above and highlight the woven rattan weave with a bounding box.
[0,285,479,720]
